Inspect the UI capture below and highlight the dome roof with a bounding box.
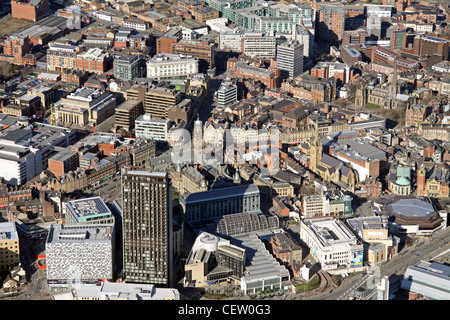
[395,176,410,186]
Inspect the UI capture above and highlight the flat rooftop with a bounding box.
[66,197,112,220]
[0,222,19,241]
[47,223,114,244]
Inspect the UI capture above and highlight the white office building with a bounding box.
[242,32,277,59]
[217,81,238,107]
[302,195,330,218]
[277,40,303,79]
[300,217,363,271]
[146,53,199,80]
[365,5,393,18]
[218,30,245,52]
[46,223,115,285]
[135,113,171,141]
[0,125,76,186]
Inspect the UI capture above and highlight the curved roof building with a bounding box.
[381,197,443,231]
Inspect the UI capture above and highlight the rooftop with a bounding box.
[47,223,114,244]
[181,184,260,204]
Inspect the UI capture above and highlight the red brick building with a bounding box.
[270,233,303,266]
[405,104,429,128]
[413,35,449,61]
[75,48,108,74]
[2,36,33,65]
[11,0,49,22]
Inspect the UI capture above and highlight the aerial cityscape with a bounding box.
[0,0,448,304]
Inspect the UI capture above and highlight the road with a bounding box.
[380,226,450,279]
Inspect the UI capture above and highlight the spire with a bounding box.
[314,119,320,145]
[391,61,398,97]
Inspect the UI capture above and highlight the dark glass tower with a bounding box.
[121,167,173,287]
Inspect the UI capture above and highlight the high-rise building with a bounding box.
[135,113,171,141]
[317,3,345,44]
[3,35,33,65]
[413,35,449,61]
[121,168,173,287]
[126,84,182,119]
[115,100,144,132]
[113,54,142,80]
[171,40,216,71]
[276,41,304,80]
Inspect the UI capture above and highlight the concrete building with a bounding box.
[183,232,245,287]
[115,100,144,132]
[234,233,291,294]
[0,222,20,272]
[276,41,303,80]
[121,169,173,287]
[242,32,277,59]
[55,87,117,127]
[46,223,115,285]
[113,54,142,80]
[347,216,399,265]
[302,195,330,219]
[126,84,182,119]
[146,53,199,80]
[53,282,180,300]
[374,197,443,235]
[300,216,363,271]
[135,113,171,141]
[217,81,238,107]
[0,125,77,186]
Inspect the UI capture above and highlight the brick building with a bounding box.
[2,36,33,66]
[405,104,429,128]
[413,35,449,61]
[11,0,49,22]
[75,48,108,74]
[270,233,303,266]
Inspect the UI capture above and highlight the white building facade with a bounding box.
[46,223,115,285]
[300,217,363,270]
[146,54,199,80]
[135,113,171,141]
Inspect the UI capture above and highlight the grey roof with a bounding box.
[389,198,435,217]
[402,260,450,300]
[181,184,260,204]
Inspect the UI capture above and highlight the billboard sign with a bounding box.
[350,250,363,267]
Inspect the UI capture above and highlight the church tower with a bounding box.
[309,122,322,173]
[416,164,426,196]
[389,62,399,98]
